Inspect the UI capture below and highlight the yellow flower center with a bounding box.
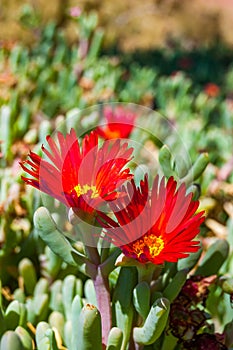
[74,184,99,198]
[104,126,121,139]
[132,234,164,258]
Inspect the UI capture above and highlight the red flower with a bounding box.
[20,129,133,217]
[204,83,220,98]
[96,106,136,139]
[177,57,193,70]
[98,176,205,264]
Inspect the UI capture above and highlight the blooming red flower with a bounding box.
[96,106,136,139]
[204,83,220,98]
[20,129,133,218]
[98,176,205,264]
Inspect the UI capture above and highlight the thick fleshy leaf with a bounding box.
[33,207,86,267]
[133,298,170,345]
[195,239,229,276]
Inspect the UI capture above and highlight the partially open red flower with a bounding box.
[20,129,133,217]
[98,176,205,264]
[96,106,136,139]
[204,83,220,98]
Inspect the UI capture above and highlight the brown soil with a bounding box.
[1,0,233,50]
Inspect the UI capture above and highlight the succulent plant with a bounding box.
[0,6,233,350]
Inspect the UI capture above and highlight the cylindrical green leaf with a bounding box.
[44,329,59,350]
[36,322,50,345]
[34,207,80,266]
[163,269,188,302]
[195,239,229,276]
[13,289,25,304]
[25,299,36,324]
[87,28,104,60]
[76,279,83,297]
[177,248,202,271]
[76,304,102,350]
[134,165,150,188]
[133,282,150,320]
[113,267,137,309]
[84,279,97,306]
[133,298,170,345]
[71,295,83,350]
[62,275,77,320]
[34,294,49,322]
[114,301,134,350]
[0,331,23,350]
[44,246,62,279]
[64,320,72,350]
[50,280,63,313]
[5,300,27,330]
[219,277,233,295]
[113,267,137,349]
[35,322,51,350]
[181,153,209,185]
[0,105,12,162]
[39,120,52,143]
[159,145,177,179]
[34,278,49,297]
[15,327,33,350]
[18,258,37,295]
[106,327,123,350]
[49,311,65,341]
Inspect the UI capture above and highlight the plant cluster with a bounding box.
[0,8,233,350]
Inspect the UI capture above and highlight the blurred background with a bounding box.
[1,0,233,50]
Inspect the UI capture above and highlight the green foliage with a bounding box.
[163,269,188,302]
[106,327,123,350]
[133,298,170,345]
[195,239,230,276]
[76,304,102,350]
[0,7,233,350]
[133,282,151,321]
[0,331,24,350]
[112,267,137,349]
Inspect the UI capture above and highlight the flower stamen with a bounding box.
[132,234,164,259]
[74,184,99,198]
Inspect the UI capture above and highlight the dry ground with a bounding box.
[1,0,233,50]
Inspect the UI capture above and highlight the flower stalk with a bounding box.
[93,266,112,347]
[84,243,112,347]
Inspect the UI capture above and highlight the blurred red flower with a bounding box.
[96,106,137,139]
[20,129,133,217]
[99,176,205,264]
[204,83,220,98]
[178,57,193,70]
[69,6,82,18]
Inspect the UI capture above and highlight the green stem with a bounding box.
[137,263,162,284]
